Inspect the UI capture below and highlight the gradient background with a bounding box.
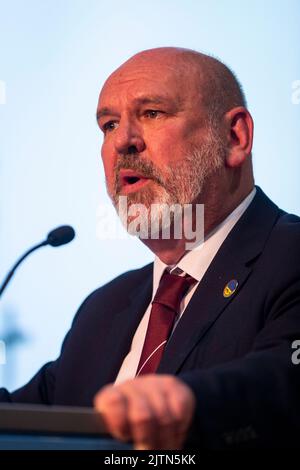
[0,0,299,390]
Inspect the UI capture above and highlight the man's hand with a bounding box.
[94,374,196,450]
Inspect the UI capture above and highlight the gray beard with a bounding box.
[107,129,227,238]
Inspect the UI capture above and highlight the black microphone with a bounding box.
[0,225,75,299]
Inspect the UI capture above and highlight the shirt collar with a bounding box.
[152,187,256,296]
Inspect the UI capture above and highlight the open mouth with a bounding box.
[118,169,151,194]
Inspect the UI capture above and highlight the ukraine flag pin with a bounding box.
[223,279,239,298]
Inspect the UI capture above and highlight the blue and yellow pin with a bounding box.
[223,279,239,298]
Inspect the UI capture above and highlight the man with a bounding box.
[1,47,300,449]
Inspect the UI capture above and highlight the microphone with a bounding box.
[46,225,75,247]
[0,225,75,299]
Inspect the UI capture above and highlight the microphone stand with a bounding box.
[0,241,48,299]
[0,225,75,300]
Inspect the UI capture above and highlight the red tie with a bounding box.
[136,271,196,376]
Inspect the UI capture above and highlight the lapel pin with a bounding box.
[223,279,239,298]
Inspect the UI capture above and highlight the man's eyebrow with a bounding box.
[96,107,114,122]
[96,95,176,122]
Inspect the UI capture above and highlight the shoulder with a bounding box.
[249,187,300,263]
[255,205,300,317]
[71,262,153,324]
[272,210,300,239]
[266,209,300,263]
[93,262,153,297]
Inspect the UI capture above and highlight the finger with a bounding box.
[165,380,196,447]
[126,377,183,450]
[94,385,131,441]
[142,381,179,450]
[123,384,157,450]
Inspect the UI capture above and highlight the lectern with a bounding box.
[0,404,131,450]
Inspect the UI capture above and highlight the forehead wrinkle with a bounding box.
[103,58,191,92]
[98,54,203,120]
[100,73,186,109]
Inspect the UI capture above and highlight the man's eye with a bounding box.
[144,110,163,119]
[103,121,118,133]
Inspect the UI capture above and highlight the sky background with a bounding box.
[0,0,299,390]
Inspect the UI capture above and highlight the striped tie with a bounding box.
[136,271,196,376]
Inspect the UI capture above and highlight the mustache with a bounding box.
[114,155,165,190]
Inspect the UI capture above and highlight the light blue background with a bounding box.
[0,0,299,390]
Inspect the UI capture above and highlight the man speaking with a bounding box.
[1,47,299,450]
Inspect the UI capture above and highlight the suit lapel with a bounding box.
[158,187,281,374]
[93,272,153,389]
[157,254,252,374]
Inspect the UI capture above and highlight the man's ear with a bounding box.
[224,107,254,168]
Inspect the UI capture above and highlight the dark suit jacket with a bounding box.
[1,187,300,448]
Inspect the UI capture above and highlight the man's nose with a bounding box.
[113,119,146,155]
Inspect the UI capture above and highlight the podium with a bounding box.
[0,404,131,450]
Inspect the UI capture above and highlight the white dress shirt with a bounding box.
[115,188,256,384]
